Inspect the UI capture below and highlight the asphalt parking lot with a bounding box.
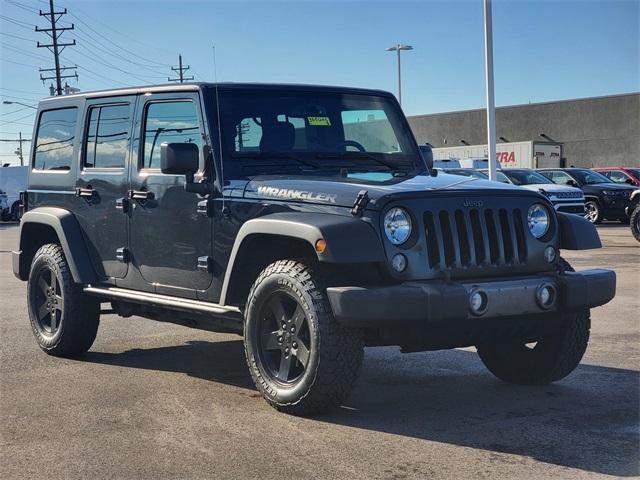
[0,222,638,479]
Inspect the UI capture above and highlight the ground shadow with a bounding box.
[83,339,639,477]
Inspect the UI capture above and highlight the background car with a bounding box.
[438,168,489,179]
[537,168,637,223]
[593,167,640,187]
[479,168,585,215]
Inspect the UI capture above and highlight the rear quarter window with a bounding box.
[33,107,78,171]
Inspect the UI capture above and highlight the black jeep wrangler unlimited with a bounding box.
[13,83,616,415]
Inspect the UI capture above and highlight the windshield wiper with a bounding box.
[315,152,405,170]
[232,151,319,169]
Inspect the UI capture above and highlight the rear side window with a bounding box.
[142,101,202,170]
[33,107,78,171]
[84,104,130,168]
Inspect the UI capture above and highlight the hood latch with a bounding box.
[351,190,370,216]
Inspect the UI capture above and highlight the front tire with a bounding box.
[244,260,364,415]
[27,244,100,357]
[631,207,640,242]
[477,258,590,385]
[584,199,602,224]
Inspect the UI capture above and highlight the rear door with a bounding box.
[74,97,133,280]
[127,92,212,297]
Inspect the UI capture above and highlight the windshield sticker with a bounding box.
[308,116,331,126]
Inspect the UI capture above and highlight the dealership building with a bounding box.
[407,92,639,168]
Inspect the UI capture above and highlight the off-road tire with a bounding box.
[244,260,364,415]
[584,199,602,224]
[630,207,640,242]
[27,243,100,357]
[477,258,590,384]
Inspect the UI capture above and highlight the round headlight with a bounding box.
[527,203,550,239]
[384,207,412,245]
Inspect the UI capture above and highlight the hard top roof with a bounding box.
[38,82,393,103]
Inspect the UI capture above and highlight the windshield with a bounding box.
[503,169,553,185]
[216,89,423,179]
[571,169,613,185]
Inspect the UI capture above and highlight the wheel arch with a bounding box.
[14,207,99,284]
[219,212,385,306]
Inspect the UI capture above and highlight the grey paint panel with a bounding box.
[18,207,99,283]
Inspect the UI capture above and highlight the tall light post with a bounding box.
[483,0,497,181]
[2,100,37,109]
[386,44,413,107]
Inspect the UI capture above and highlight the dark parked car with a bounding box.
[593,167,640,187]
[13,83,616,415]
[537,168,637,224]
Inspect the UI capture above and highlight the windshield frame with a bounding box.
[205,86,426,180]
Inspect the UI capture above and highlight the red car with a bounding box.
[593,167,640,187]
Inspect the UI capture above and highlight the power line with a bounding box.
[36,0,78,95]
[169,54,194,83]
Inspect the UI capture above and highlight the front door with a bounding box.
[75,97,133,280]
[127,92,212,297]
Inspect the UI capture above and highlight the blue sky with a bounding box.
[1,0,638,163]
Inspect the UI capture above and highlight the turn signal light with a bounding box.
[315,239,327,254]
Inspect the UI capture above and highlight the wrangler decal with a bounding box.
[256,186,337,204]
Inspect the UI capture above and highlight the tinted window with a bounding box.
[142,101,202,169]
[607,171,628,183]
[545,170,574,184]
[570,169,612,185]
[84,104,130,168]
[33,108,77,171]
[503,169,553,185]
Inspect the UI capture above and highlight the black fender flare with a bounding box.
[557,212,602,250]
[15,207,99,283]
[219,212,385,305]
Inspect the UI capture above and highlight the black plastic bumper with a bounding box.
[327,269,616,328]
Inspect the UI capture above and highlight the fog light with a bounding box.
[391,253,407,273]
[544,245,556,263]
[535,283,556,309]
[469,289,488,316]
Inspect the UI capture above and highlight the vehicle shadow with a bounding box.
[83,340,639,477]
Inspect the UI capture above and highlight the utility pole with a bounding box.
[168,54,194,83]
[36,0,77,96]
[0,133,32,166]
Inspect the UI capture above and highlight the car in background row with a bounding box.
[537,168,637,224]
[438,167,489,179]
[477,168,585,215]
[593,167,640,187]
[0,189,8,220]
[628,189,640,242]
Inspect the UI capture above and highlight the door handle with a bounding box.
[128,189,154,201]
[75,186,96,198]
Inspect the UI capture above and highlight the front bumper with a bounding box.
[327,269,616,327]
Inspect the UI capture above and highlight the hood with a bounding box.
[243,172,533,209]
[519,184,584,195]
[583,183,638,192]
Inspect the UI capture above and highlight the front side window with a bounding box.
[142,101,202,170]
[84,104,130,168]
[607,171,628,183]
[547,170,574,185]
[33,107,78,171]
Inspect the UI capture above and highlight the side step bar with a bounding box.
[83,286,243,320]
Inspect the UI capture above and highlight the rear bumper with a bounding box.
[327,269,616,328]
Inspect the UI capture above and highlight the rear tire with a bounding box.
[476,258,590,384]
[631,207,640,242]
[27,244,100,357]
[244,260,364,415]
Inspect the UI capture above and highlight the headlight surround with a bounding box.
[384,207,412,245]
[527,203,550,239]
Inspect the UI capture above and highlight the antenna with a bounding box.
[212,45,226,212]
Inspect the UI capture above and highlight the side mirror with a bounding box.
[567,179,578,187]
[625,178,633,184]
[161,142,199,176]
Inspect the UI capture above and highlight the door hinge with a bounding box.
[116,247,130,263]
[197,256,213,273]
[351,190,370,216]
[115,197,130,213]
[197,199,214,217]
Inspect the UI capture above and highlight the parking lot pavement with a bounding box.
[0,222,638,480]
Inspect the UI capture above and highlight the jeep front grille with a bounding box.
[424,208,527,271]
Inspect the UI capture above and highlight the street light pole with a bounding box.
[483,0,497,181]
[386,44,413,107]
[2,100,37,109]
